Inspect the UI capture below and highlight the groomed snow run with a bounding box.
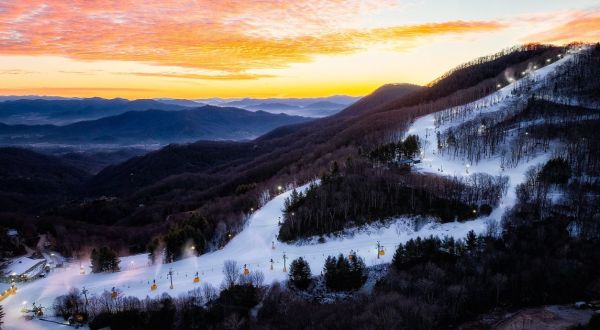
[1,49,581,330]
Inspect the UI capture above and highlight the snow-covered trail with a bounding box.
[2,50,580,330]
[2,185,490,329]
[406,50,576,218]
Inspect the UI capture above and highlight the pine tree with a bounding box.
[392,243,407,270]
[402,135,420,159]
[348,253,366,289]
[91,246,120,273]
[466,230,478,252]
[323,256,337,290]
[335,254,351,290]
[324,254,365,291]
[289,257,312,289]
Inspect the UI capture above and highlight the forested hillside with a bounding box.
[0,44,588,259]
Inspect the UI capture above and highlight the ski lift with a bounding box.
[243,264,250,276]
[193,272,200,283]
[150,279,157,291]
[111,287,118,299]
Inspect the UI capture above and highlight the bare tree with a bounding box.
[201,283,218,303]
[222,260,240,289]
[250,271,265,288]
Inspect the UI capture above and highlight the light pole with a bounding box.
[377,241,381,259]
[283,252,287,272]
[168,268,174,289]
[81,287,89,315]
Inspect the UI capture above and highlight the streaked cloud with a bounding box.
[0,69,36,75]
[0,1,505,73]
[523,9,600,44]
[0,1,597,99]
[131,72,276,81]
[0,87,157,94]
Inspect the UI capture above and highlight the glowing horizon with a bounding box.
[0,0,599,99]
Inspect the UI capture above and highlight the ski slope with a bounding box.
[1,49,580,330]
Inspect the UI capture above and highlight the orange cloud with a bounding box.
[0,1,505,74]
[0,87,157,95]
[131,72,276,80]
[524,9,600,44]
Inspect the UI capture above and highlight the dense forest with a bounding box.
[279,157,508,241]
[51,162,600,329]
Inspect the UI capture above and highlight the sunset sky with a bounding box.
[0,0,598,99]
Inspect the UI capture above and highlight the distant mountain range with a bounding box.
[0,105,312,146]
[0,97,187,125]
[193,95,360,117]
[0,96,359,126]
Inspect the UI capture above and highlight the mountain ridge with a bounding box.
[0,105,312,146]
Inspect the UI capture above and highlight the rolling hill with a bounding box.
[0,105,312,145]
[75,44,575,227]
[0,97,187,125]
[0,147,89,212]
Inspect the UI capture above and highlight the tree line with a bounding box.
[280,158,507,241]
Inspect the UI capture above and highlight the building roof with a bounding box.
[5,256,45,276]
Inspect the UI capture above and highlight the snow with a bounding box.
[1,185,490,330]
[1,48,584,330]
[405,49,578,218]
[4,256,45,277]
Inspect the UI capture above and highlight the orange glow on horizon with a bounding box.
[0,1,597,99]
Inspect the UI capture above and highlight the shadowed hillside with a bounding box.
[41,45,570,246]
[0,147,89,212]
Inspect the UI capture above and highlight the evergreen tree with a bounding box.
[91,246,120,273]
[466,230,478,252]
[539,158,571,184]
[323,256,337,290]
[402,135,420,158]
[392,243,408,270]
[348,253,366,289]
[288,257,312,289]
[324,254,365,291]
[163,215,211,262]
